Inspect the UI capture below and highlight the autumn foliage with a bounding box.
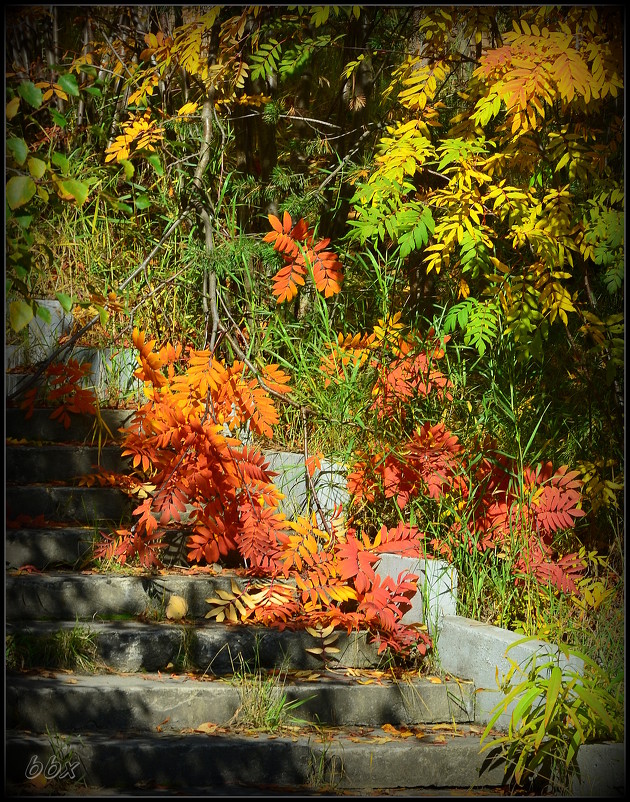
[82,326,429,657]
[264,212,343,303]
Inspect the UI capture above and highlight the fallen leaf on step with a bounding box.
[64,678,78,684]
[427,676,443,683]
[382,723,413,737]
[166,594,188,620]
[195,722,218,734]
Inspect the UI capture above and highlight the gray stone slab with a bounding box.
[6,670,473,732]
[5,408,135,442]
[263,450,348,519]
[70,346,145,403]
[6,444,129,484]
[194,622,382,672]
[6,527,96,569]
[573,742,626,797]
[4,729,508,791]
[5,620,387,674]
[436,615,585,730]
[376,554,457,632]
[6,485,133,524]
[5,572,252,621]
[26,300,74,363]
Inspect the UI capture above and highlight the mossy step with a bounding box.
[6,444,129,484]
[5,728,506,793]
[6,485,134,524]
[6,670,474,732]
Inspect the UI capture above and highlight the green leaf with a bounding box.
[94,304,109,325]
[555,152,570,172]
[510,686,542,731]
[60,179,89,205]
[55,291,73,312]
[9,300,34,332]
[7,138,29,166]
[28,157,47,179]
[18,80,43,109]
[6,176,36,210]
[51,152,70,174]
[120,159,134,179]
[50,109,68,128]
[540,665,562,735]
[36,303,52,324]
[134,195,151,210]
[84,85,102,97]
[572,685,614,730]
[14,215,33,229]
[58,73,80,97]
[146,154,163,175]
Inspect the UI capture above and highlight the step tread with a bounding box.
[6,485,134,523]
[5,615,387,672]
[6,443,129,484]
[5,727,504,792]
[6,407,134,443]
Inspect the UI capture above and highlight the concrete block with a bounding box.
[263,450,348,520]
[436,615,584,730]
[26,300,73,362]
[5,343,26,371]
[574,742,626,797]
[375,554,457,633]
[71,346,144,403]
[194,624,380,673]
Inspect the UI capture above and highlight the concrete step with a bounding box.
[6,444,129,484]
[6,407,134,443]
[6,527,97,569]
[6,730,622,797]
[5,527,193,570]
[6,570,258,621]
[6,670,474,732]
[5,619,393,674]
[5,728,507,794]
[6,485,134,524]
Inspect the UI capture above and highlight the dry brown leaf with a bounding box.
[195,722,218,734]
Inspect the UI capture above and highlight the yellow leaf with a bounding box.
[6,96,20,119]
[196,722,218,734]
[166,594,188,620]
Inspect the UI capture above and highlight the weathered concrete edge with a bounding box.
[5,731,622,795]
[435,614,584,730]
[6,671,473,730]
[4,730,507,791]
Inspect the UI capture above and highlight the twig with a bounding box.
[302,408,333,538]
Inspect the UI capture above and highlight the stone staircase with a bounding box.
[5,406,623,796]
